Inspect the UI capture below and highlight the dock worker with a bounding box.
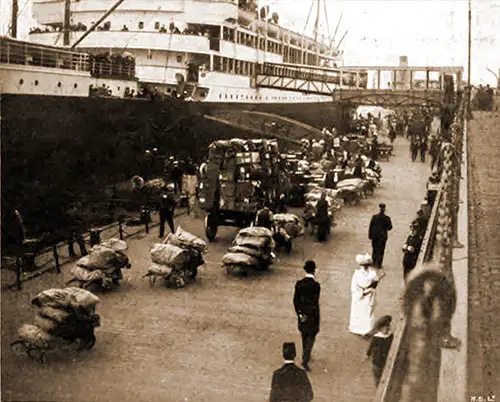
[255,203,274,230]
[156,186,176,238]
[368,203,393,268]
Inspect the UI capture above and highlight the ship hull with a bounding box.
[1,93,350,242]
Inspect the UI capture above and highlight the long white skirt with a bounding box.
[349,291,375,335]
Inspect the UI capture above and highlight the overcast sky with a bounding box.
[1,0,499,85]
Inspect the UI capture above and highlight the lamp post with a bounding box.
[467,0,472,118]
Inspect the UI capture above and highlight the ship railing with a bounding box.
[258,62,369,89]
[90,60,136,80]
[0,36,90,72]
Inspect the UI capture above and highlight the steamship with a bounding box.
[2,0,368,126]
[1,0,365,238]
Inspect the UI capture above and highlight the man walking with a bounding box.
[419,137,428,163]
[429,137,439,170]
[410,137,419,162]
[293,261,321,371]
[269,342,314,402]
[369,203,393,268]
[157,188,176,238]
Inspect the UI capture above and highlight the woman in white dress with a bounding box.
[349,253,384,335]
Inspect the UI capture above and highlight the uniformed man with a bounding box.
[368,203,393,268]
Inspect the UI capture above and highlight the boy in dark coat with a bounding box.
[367,315,394,386]
[293,261,321,371]
[269,342,314,402]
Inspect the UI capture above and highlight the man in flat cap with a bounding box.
[368,203,393,268]
[269,342,314,402]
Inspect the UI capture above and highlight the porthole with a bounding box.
[230,94,233,99]
[118,86,120,91]
[19,79,24,85]
[176,55,182,63]
[34,80,39,86]
[57,82,62,87]
[219,94,222,99]
[74,83,78,88]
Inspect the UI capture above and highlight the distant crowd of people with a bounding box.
[473,85,496,111]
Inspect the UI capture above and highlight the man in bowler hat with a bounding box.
[369,203,393,268]
[293,260,321,371]
[269,342,314,402]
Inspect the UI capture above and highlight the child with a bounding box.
[366,315,394,386]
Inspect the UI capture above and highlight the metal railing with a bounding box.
[4,208,186,291]
[0,36,90,71]
[90,60,136,80]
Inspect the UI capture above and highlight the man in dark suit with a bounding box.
[293,261,321,371]
[369,203,393,268]
[157,189,176,238]
[269,342,314,402]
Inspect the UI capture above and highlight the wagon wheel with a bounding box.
[27,346,46,363]
[11,340,29,356]
[79,335,96,351]
[66,277,80,286]
[205,213,218,242]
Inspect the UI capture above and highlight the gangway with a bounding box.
[256,62,464,107]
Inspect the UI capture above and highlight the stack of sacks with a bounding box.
[148,243,190,288]
[19,288,100,347]
[304,190,342,214]
[337,177,373,198]
[222,227,275,273]
[163,226,207,278]
[273,213,304,238]
[72,240,129,287]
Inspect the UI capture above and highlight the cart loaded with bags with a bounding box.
[198,138,285,241]
[144,226,207,288]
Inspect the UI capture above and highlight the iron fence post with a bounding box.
[15,257,22,290]
[119,217,124,240]
[53,244,61,273]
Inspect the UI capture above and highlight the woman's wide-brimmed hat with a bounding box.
[355,253,372,266]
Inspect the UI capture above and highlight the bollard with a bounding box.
[53,244,61,273]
